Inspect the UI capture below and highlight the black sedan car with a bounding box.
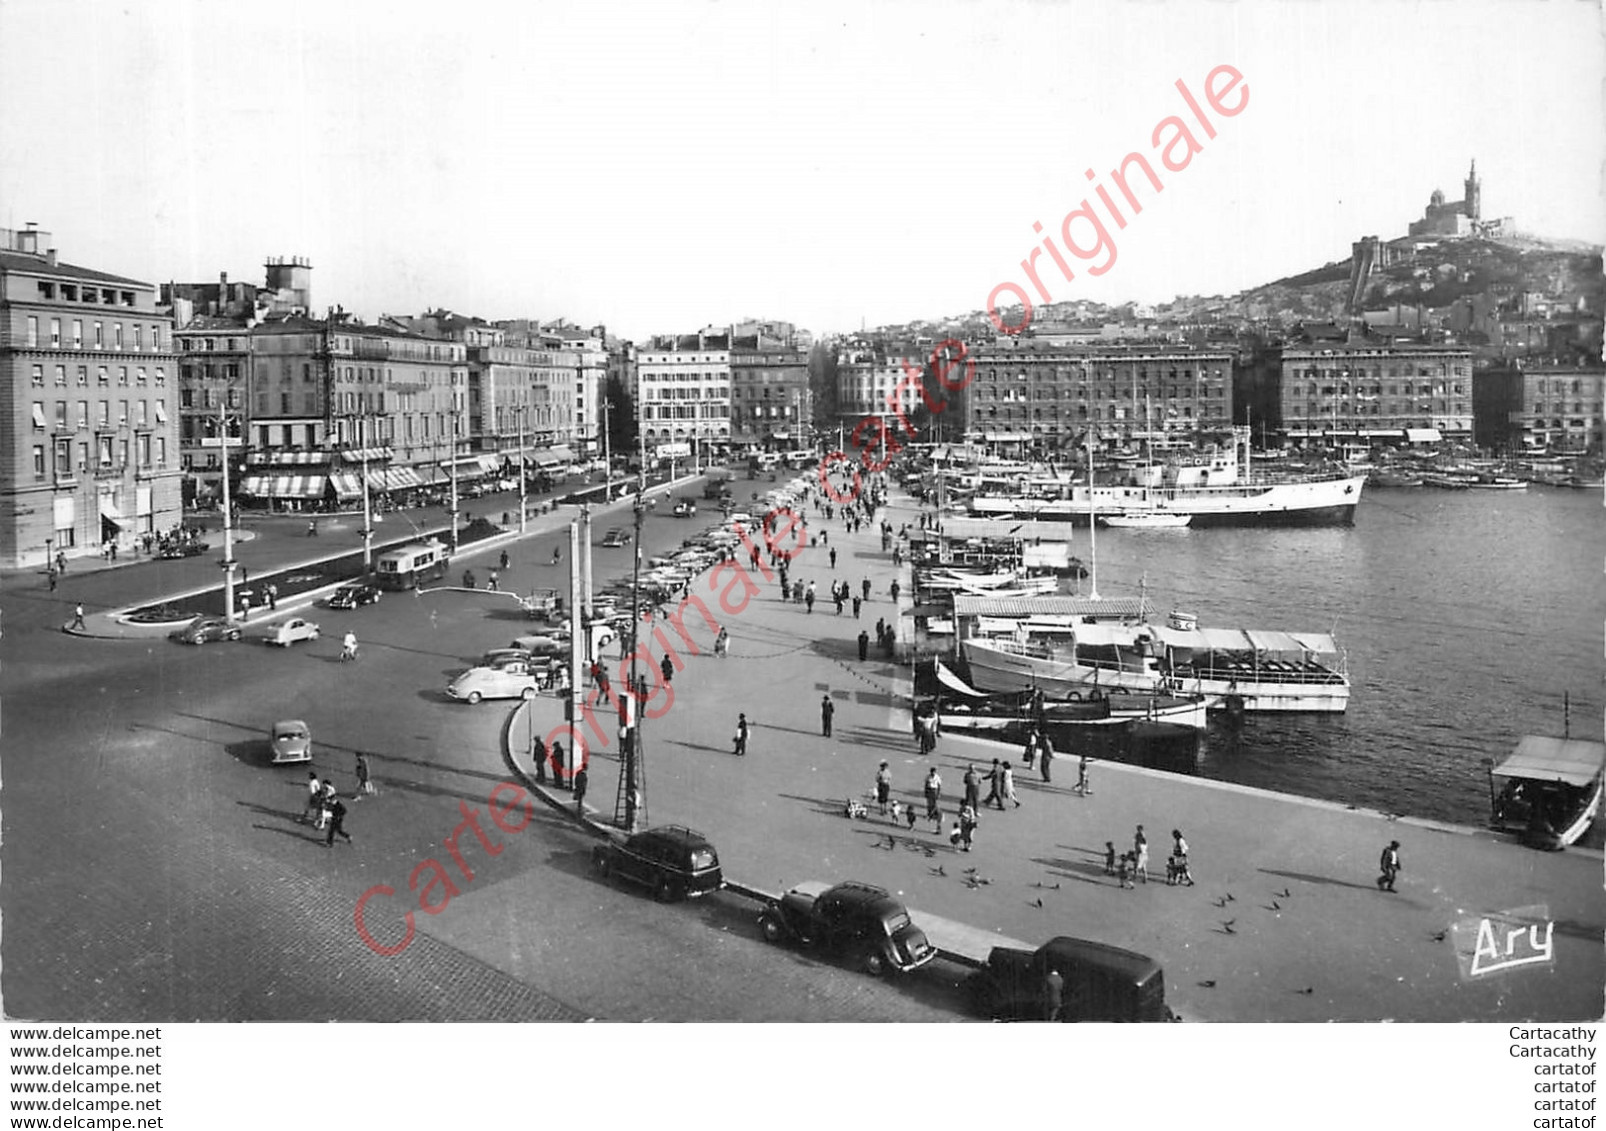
[158,539,210,559]
[169,615,241,645]
[758,880,937,976]
[326,583,382,609]
[592,825,723,902]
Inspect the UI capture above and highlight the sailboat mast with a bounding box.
[1086,429,1099,600]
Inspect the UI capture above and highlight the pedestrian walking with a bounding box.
[1043,967,1065,1022]
[1169,829,1194,886]
[318,780,338,831]
[532,735,548,784]
[1134,825,1149,884]
[984,758,1004,809]
[463,569,476,589]
[660,652,674,685]
[1118,852,1134,889]
[829,547,837,569]
[963,764,980,812]
[834,591,844,615]
[47,568,57,592]
[805,582,816,614]
[821,695,835,737]
[267,583,279,611]
[861,577,871,603]
[574,765,588,815]
[70,602,86,630]
[1001,761,1020,808]
[955,802,978,852]
[1377,840,1402,892]
[875,760,892,816]
[1104,841,1117,875]
[238,593,252,620]
[324,796,353,848]
[857,629,869,661]
[1074,754,1092,796]
[733,713,749,756]
[551,546,562,566]
[1038,732,1054,783]
[714,627,730,657]
[499,549,510,571]
[301,772,323,825]
[488,570,499,591]
[923,766,943,828]
[889,579,901,603]
[852,595,862,619]
[1021,727,1037,770]
[354,751,378,798]
[56,550,66,575]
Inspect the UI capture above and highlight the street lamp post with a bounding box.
[219,407,239,625]
[358,419,374,573]
[517,403,528,535]
[448,408,460,554]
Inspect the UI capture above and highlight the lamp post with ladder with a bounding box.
[613,437,650,830]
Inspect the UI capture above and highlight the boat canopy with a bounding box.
[1153,625,1339,656]
[1493,736,1606,787]
[1075,622,1147,646]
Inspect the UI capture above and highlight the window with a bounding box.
[138,434,151,466]
[77,401,88,429]
[50,318,61,347]
[97,402,109,429]
[31,364,43,386]
[97,436,113,466]
[33,444,46,479]
[97,366,108,386]
[119,439,129,467]
[78,441,89,470]
[55,439,71,478]
[157,437,167,465]
[118,366,129,386]
[31,402,46,429]
[119,400,129,426]
[155,367,165,386]
[27,316,38,346]
[136,366,146,386]
[281,392,291,413]
[113,323,123,349]
[38,282,55,300]
[76,365,87,386]
[154,400,167,424]
[134,324,142,351]
[55,402,67,428]
[94,322,103,349]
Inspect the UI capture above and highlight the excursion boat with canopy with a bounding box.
[962,610,1350,713]
[1488,735,1606,850]
[932,657,1211,731]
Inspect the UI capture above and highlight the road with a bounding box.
[0,475,972,1021]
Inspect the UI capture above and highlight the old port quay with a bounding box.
[52,472,1602,1023]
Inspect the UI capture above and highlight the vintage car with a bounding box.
[266,617,322,647]
[447,658,543,704]
[158,539,210,559]
[601,528,632,548]
[326,583,382,609]
[269,719,313,765]
[757,880,937,976]
[591,825,723,902]
[169,615,241,645]
[672,499,697,517]
[965,936,1172,1022]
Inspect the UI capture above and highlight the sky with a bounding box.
[1,0,1602,341]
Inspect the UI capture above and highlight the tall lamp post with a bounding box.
[347,413,375,572]
[517,403,528,535]
[219,407,240,625]
[615,458,650,831]
[448,405,461,554]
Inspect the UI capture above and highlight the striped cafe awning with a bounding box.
[240,474,329,499]
[329,473,364,499]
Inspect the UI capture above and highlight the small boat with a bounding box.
[1100,512,1192,529]
[1368,469,1424,488]
[1468,474,1527,491]
[1489,735,1606,850]
[933,658,1210,729]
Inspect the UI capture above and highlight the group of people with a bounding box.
[300,754,379,848]
[1104,825,1192,889]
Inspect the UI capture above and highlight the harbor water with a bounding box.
[1043,485,1605,834]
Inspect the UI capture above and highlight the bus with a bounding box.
[373,539,450,590]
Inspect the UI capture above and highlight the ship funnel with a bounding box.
[1168,610,1198,631]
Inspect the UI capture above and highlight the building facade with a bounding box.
[962,341,1236,455]
[1272,343,1473,444]
[0,225,182,567]
[731,336,809,450]
[636,333,731,461]
[836,349,926,440]
[1473,366,1605,453]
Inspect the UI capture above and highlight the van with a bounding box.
[967,936,1171,1022]
[373,540,450,590]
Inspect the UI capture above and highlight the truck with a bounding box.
[965,936,1172,1022]
[757,880,937,977]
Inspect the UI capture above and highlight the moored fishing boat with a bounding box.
[1099,512,1192,529]
[932,658,1211,730]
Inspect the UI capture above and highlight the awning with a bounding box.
[387,467,424,491]
[952,595,1147,619]
[1405,428,1443,443]
[545,446,576,463]
[340,447,393,464]
[329,473,363,499]
[243,474,328,499]
[1493,736,1606,787]
[440,455,489,479]
[246,451,331,467]
[99,499,126,526]
[1074,622,1146,646]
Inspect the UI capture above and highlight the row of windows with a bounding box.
[979,405,1226,420]
[1533,403,1601,415]
[643,405,731,420]
[1299,384,1462,396]
[31,435,167,480]
[1533,379,1599,394]
[975,366,1229,382]
[179,337,245,352]
[1288,404,1470,417]
[31,399,168,430]
[24,316,168,352]
[973,386,1226,401]
[1289,365,1467,379]
[34,281,138,307]
[30,363,168,388]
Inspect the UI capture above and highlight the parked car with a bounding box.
[672,499,697,517]
[509,633,568,656]
[169,616,241,645]
[269,719,312,765]
[757,880,937,976]
[601,528,632,548]
[326,582,382,609]
[158,539,209,559]
[591,825,723,902]
[447,658,543,704]
[266,617,322,647]
[965,936,1172,1022]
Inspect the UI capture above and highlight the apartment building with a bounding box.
[0,226,181,567]
[636,332,731,461]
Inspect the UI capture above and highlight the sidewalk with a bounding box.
[501,483,1603,1022]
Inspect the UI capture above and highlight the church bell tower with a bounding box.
[1463,159,1481,221]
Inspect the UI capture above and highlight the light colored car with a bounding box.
[510,633,568,656]
[266,617,321,647]
[270,719,312,764]
[448,659,542,704]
